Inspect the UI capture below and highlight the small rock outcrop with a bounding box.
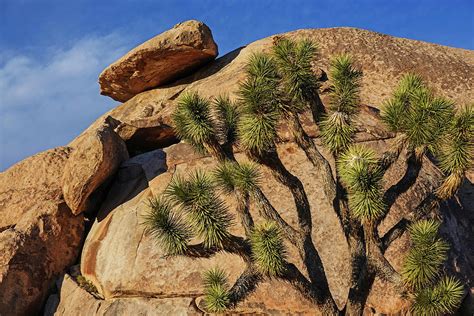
[0,148,84,315]
[98,20,218,102]
[62,122,129,215]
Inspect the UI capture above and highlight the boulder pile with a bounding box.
[1,20,473,315]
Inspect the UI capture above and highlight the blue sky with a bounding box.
[1,0,473,170]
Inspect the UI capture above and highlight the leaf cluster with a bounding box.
[143,196,192,255]
[203,267,231,312]
[381,74,455,154]
[402,219,448,289]
[321,55,362,153]
[402,220,463,314]
[213,95,240,145]
[237,53,282,154]
[272,37,319,111]
[165,171,234,248]
[173,91,240,154]
[250,221,287,276]
[436,104,474,199]
[213,161,261,195]
[337,145,385,221]
[412,276,464,316]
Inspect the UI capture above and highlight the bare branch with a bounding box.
[228,265,263,308]
[184,235,252,262]
[235,190,254,237]
[379,150,423,224]
[381,218,411,250]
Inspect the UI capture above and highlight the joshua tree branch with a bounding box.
[381,218,411,250]
[228,265,263,308]
[251,148,313,234]
[308,90,327,125]
[249,148,338,311]
[377,134,406,172]
[281,262,340,314]
[363,223,405,293]
[252,188,300,245]
[184,235,252,262]
[288,111,338,208]
[382,150,423,212]
[235,190,254,237]
[202,137,299,246]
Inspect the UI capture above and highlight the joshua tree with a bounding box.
[144,37,472,315]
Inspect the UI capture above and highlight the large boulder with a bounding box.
[62,121,129,215]
[70,138,473,315]
[77,145,336,314]
[0,148,84,315]
[99,20,218,102]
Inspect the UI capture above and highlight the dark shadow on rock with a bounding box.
[155,46,246,88]
[126,126,179,157]
[440,177,474,312]
[95,149,168,222]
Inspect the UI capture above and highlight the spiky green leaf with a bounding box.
[328,54,362,114]
[320,111,355,153]
[173,92,215,153]
[381,74,455,155]
[402,220,449,289]
[213,161,261,195]
[412,276,464,316]
[203,267,230,313]
[237,53,283,154]
[165,171,233,248]
[213,95,240,145]
[272,37,319,111]
[436,104,474,199]
[337,145,384,220]
[143,196,192,255]
[251,221,287,276]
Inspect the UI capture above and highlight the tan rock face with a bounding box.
[79,145,327,314]
[99,20,218,102]
[0,148,84,315]
[66,27,474,315]
[76,139,473,314]
[62,122,129,215]
[87,27,473,155]
[45,274,198,316]
[4,26,472,315]
[0,147,71,228]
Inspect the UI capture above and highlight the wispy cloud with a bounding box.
[0,33,130,170]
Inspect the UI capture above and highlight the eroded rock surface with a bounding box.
[44,274,198,316]
[62,122,129,215]
[0,148,84,315]
[87,27,473,155]
[99,20,218,102]
[3,26,474,315]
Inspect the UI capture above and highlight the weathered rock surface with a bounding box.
[99,20,218,102]
[62,122,129,215]
[75,139,473,315]
[44,274,198,316]
[87,27,473,156]
[3,26,474,315]
[0,148,84,315]
[78,145,329,314]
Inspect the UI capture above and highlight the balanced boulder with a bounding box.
[99,20,218,102]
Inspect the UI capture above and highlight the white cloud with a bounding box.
[0,33,131,170]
